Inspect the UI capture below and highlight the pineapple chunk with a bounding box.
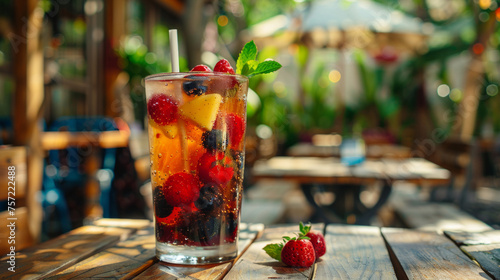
[149,119,178,139]
[179,94,222,130]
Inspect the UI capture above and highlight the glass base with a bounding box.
[156,241,238,265]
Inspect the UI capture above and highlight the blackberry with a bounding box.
[183,75,207,96]
[187,215,221,245]
[155,221,167,242]
[154,187,174,218]
[224,212,239,242]
[195,184,223,213]
[202,130,227,151]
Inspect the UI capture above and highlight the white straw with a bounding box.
[169,29,180,72]
[169,29,188,170]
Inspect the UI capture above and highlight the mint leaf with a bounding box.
[248,60,282,77]
[241,60,259,76]
[236,41,258,75]
[263,243,283,262]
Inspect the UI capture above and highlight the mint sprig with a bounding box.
[236,41,282,78]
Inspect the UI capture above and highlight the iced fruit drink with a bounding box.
[145,70,248,264]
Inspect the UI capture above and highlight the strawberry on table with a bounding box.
[305,230,326,258]
[263,221,325,268]
[299,222,326,258]
[281,238,316,268]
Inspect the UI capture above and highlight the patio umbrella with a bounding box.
[296,0,431,54]
[246,0,432,54]
[244,0,433,130]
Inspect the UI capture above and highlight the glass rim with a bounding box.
[145,72,249,82]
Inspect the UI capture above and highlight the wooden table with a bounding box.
[287,143,412,159]
[252,157,451,224]
[1,218,498,279]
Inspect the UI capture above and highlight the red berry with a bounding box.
[209,165,234,184]
[147,94,179,125]
[198,152,222,182]
[197,151,233,185]
[190,64,212,72]
[214,59,235,74]
[163,172,200,207]
[226,113,245,147]
[281,239,316,268]
[306,231,326,258]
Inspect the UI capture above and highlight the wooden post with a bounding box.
[12,0,44,242]
[456,11,497,140]
[104,0,126,118]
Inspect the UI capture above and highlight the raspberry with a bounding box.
[190,64,212,72]
[163,172,200,207]
[147,94,179,125]
[154,187,174,218]
[214,59,235,74]
[226,113,245,148]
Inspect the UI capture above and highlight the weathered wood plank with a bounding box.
[47,227,156,279]
[0,225,133,279]
[445,230,500,279]
[445,230,500,246]
[92,218,152,230]
[461,243,500,280]
[134,223,264,279]
[382,228,492,280]
[314,225,396,280]
[394,202,492,233]
[224,224,324,280]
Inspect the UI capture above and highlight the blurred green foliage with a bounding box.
[115,0,500,144]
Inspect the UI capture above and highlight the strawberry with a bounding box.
[147,94,179,125]
[263,221,324,268]
[162,172,200,207]
[281,238,316,268]
[209,165,234,184]
[302,223,326,258]
[198,152,224,182]
[214,59,235,74]
[197,151,234,185]
[190,64,212,72]
[306,231,326,258]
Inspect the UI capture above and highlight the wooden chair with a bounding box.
[0,146,34,254]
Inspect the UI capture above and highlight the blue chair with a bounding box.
[44,117,119,227]
[0,117,13,145]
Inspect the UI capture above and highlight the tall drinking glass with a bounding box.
[144,72,248,264]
